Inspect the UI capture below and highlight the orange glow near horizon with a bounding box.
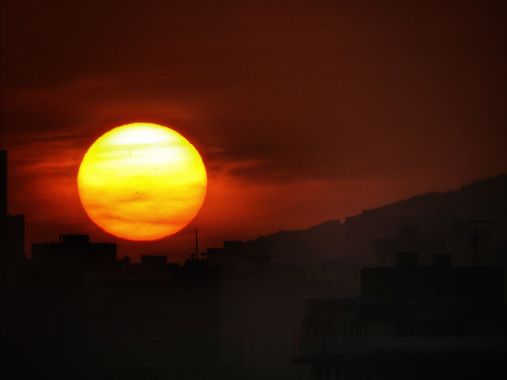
[77,122,207,241]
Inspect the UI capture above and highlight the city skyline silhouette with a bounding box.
[1,145,507,379]
[1,1,507,379]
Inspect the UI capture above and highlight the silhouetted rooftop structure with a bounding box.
[60,233,90,245]
[31,234,117,266]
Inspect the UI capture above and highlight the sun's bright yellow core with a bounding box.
[77,122,207,241]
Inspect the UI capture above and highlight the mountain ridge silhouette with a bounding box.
[252,173,507,264]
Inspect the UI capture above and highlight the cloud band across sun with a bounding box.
[77,122,207,241]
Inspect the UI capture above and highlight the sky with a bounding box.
[1,0,506,261]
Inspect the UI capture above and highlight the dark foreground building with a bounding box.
[295,252,507,379]
[5,234,310,380]
[0,150,25,287]
[4,241,223,380]
[31,234,117,266]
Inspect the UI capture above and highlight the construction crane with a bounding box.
[464,220,496,263]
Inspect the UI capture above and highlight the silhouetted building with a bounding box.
[361,252,504,305]
[218,252,310,380]
[0,150,25,287]
[85,259,222,380]
[0,149,6,217]
[372,225,445,266]
[295,252,507,379]
[31,234,117,267]
[6,268,86,379]
[206,240,250,270]
[0,214,25,285]
[9,240,223,380]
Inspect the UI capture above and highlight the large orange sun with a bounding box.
[77,122,207,241]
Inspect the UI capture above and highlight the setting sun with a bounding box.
[77,122,207,241]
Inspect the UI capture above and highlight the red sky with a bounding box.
[1,0,506,261]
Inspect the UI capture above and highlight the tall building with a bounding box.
[0,149,6,217]
[0,150,25,287]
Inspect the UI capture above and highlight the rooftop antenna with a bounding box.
[464,220,496,263]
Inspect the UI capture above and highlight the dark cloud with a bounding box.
[1,0,507,258]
